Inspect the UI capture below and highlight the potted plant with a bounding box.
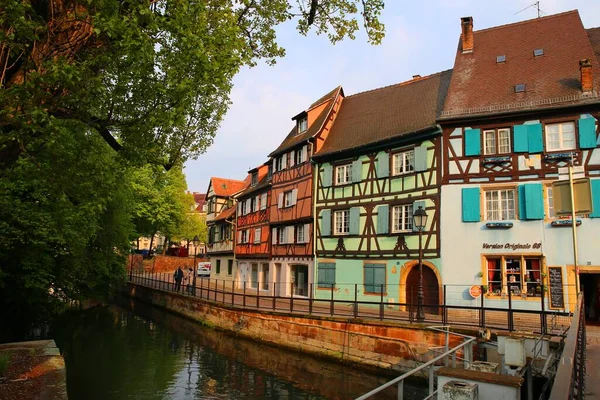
[476,271,483,278]
[482,285,488,294]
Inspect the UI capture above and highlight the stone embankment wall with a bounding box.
[123,283,474,373]
[134,255,210,273]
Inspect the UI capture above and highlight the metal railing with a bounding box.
[548,293,586,400]
[355,327,476,400]
[128,271,574,335]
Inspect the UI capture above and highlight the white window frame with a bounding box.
[254,228,261,244]
[392,150,415,176]
[483,128,511,155]
[284,190,293,207]
[335,164,352,185]
[392,204,413,233]
[545,122,576,152]
[295,149,303,165]
[298,117,308,133]
[278,227,286,244]
[276,157,283,171]
[334,210,349,235]
[260,193,267,210]
[296,224,304,244]
[241,230,248,244]
[484,188,516,221]
[546,185,555,219]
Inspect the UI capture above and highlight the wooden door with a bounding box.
[406,265,440,315]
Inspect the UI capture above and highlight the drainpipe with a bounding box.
[310,140,318,294]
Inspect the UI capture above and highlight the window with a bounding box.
[318,262,336,289]
[392,150,415,175]
[545,122,575,152]
[216,259,221,274]
[241,230,248,244]
[486,256,543,297]
[276,157,283,171]
[278,227,286,244]
[483,128,511,155]
[296,224,304,243]
[546,186,555,219]
[254,228,261,244]
[484,189,515,221]
[298,117,308,133]
[291,265,308,296]
[295,149,303,165]
[496,55,506,63]
[284,191,294,207]
[227,260,233,276]
[261,264,269,290]
[260,193,267,210]
[334,210,349,235]
[250,197,256,213]
[268,165,273,180]
[392,204,413,232]
[514,84,526,93]
[251,172,258,186]
[335,164,352,185]
[534,48,544,56]
[364,263,386,294]
[250,263,259,289]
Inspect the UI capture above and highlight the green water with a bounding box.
[52,297,425,399]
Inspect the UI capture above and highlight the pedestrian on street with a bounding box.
[186,268,193,294]
[174,266,184,292]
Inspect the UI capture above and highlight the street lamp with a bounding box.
[413,206,428,322]
[192,235,200,295]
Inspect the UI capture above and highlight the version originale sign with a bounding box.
[482,242,542,251]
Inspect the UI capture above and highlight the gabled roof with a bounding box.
[237,165,271,199]
[441,10,600,119]
[192,192,206,212]
[588,27,600,60]
[314,70,452,158]
[209,177,248,197]
[213,206,236,222]
[269,86,343,157]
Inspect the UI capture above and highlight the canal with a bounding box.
[52,296,426,399]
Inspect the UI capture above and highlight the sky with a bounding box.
[184,0,600,193]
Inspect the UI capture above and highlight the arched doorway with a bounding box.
[405,263,440,315]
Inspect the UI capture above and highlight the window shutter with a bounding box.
[261,193,267,210]
[304,223,310,243]
[238,231,242,243]
[302,145,308,162]
[272,158,277,171]
[590,179,600,218]
[320,209,331,236]
[255,228,261,243]
[321,164,332,187]
[351,160,362,182]
[464,128,481,156]
[292,189,298,205]
[462,187,481,222]
[374,266,386,292]
[278,193,283,209]
[519,183,544,220]
[377,153,389,178]
[364,265,374,293]
[414,145,428,172]
[579,117,597,149]
[287,226,294,244]
[281,154,287,169]
[527,124,543,153]
[412,200,426,232]
[513,125,529,152]
[237,202,242,215]
[349,207,360,235]
[272,228,277,244]
[376,205,389,234]
[290,152,296,167]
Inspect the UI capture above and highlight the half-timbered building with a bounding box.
[313,71,452,309]
[439,11,600,315]
[206,177,248,280]
[268,86,343,297]
[235,163,272,290]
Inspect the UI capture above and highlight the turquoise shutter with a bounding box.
[590,179,600,218]
[320,209,331,236]
[527,124,543,153]
[321,164,332,187]
[352,160,362,182]
[579,117,597,149]
[377,204,389,234]
[412,200,426,232]
[377,153,389,178]
[364,266,374,293]
[518,185,526,220]
[464,129,481,156]
[513,125,529,153]
[349,207,360,235]
[522,184,544,220]
[414,145,428,172]
[462,188,480,222]
[374,266,386,293]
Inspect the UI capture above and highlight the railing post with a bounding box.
[272,281,276,311]
[309,283,313,315]
[330,283,334,316]
[380,284,384,320]
[290,282,294,313]
[429,365,435,397]
[354,284,358,318]
[243,281,246,307]
[508,287,514,331]
[464,339,473,369]
[409,286,414,322]
[214,279,218,301]
[222,280,226,304]
[256,282,260,309]
[540,285,546,335]
[480,284,485,328]
[444,328,450,367]
[397,379,404,400]
[443,285,447,325]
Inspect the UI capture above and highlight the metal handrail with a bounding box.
[355,330,476,400]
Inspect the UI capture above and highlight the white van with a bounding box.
[197,262,211,277]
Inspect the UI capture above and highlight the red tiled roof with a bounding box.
[210,177,247,197]
[192,192,206,212]
[442,10,600,119]
[315,70,452,157]
[588,27,600,60]
[269,86,342,157]
[213,206,236,222]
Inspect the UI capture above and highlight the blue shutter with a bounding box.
[590,179,600,218]
[374,266,386,293]
[464,129,481,156]
[412,200,426,232]
[414,145,428,172]
[377,153,389,178]
[513,125,529,153]
[349,207,360,235]
[462,188,480,222]
[320,209,331,236]
[377,204,389,234]
[352,160,362,182]
[321,164,332,187]
[518,185,526,220]
[523,183,544,220]
[579,117,597,149]
[364,265,374,293]
[527,124,543,153]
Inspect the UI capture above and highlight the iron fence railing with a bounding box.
[128,271,574,335]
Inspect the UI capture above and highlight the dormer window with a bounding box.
[533,48,544,57]
[496,55,506,63]
[267,165,273,180]
[298,117,308,133]
[251,172,258,186]
[514,84,526,93]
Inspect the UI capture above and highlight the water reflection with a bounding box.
[53,297,425,399]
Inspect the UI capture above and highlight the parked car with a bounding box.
[197,262,211,277]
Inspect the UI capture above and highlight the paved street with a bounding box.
[586,325,600,399]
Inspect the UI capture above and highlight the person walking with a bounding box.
[173,266,184,292]
[186,268,194,294]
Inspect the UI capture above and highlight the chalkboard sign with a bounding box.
[548,267,565,309]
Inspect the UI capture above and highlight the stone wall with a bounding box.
[123,283,476,373]
[140,255,209,273]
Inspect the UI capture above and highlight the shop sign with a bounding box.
[469,285,482,299]
[482,242,541,251]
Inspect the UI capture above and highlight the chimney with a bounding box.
[412,74,421,79]
[461,16,474,53]
[580,59,592,93]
